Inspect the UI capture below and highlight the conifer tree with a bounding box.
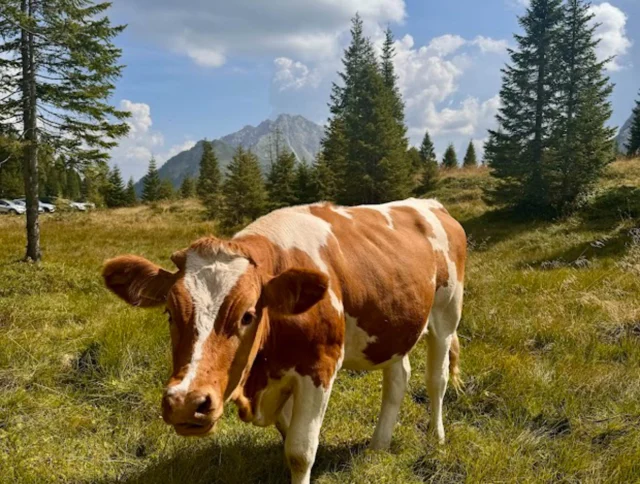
[627,91,640,157]
[180,177,196,199]
[65,169,81,201]
[419,130,436,166]
[221,147,267,229]
[197,140,223,217]
[158,179,174,201]
[294,160,316,204]
[124,177,137,206]
[311,154,339,202]
[105,165,126,207]
[267,149,298,209]
[463,141,478,168]
[442,144,458,169]
[0,0,129,260]
[485,0,564,213]
[547,0,615,211]
[142,157,162,203]
[319,117,347,202]
[417,130,439,193]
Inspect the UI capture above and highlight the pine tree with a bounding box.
[311,154,339,202]
[319,116,347,202]
[485,0,564,213]
[196,140,223,217]
[442,144,458,169]
[142,158,162,203]
[294,160,316,204]
[221,147,267,229]
[158,179,174,201]
[105,165,126,207]
[417,130,439,193]
[627,91,640,157]
[124,178,137,206]
[65,169,81,201]
[81,161,109,206]
[463,141,478,168]
[0,0,129,260]
[180,177,196,199]
[267,149,298,209]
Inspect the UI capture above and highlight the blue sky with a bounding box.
[107,0,639,181]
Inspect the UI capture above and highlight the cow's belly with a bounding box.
[341,313,427,371]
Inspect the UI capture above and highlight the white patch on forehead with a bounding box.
[167,250,249,396]
[236,206,343,314]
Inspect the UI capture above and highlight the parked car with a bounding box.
[0,199,26,215]
[69,201,95,211]
[12,199,45,213]
[13,198,55,213]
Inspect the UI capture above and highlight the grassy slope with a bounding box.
[1,162,639,483]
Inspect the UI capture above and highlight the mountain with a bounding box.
[616,114,633,153]
[136,114,324,191]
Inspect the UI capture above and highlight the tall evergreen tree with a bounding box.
[311,154,339,202]
[294,160,316,204]
[417,130,439,193]
[197,140,223,217]
[142,158,162,203]
[419,130,436,166]
[105,165,126,207]
[180,177,196,199]
[545,0,615,211]
[627,91,640,157]
[158,179,174,201]
[463,141,478,168]
[319,117,347,202]
[124,177,137,206]
[442,144,458,169]
[485,0,564,213]
[0,0,129,260]
[65,168,81,201]
[221,147,267,229]
[267,149,298,209]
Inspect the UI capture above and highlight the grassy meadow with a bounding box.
[1,161,640,483]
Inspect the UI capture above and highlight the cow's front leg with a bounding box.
[284,375,334,484]
[275,395,293,440]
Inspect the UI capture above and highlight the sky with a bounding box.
[106,0,640,182]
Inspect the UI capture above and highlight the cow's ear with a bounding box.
[263,268,329,315]
[103,255,180,307]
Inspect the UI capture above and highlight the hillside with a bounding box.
[1,160,639,483]
[138,114,324,191]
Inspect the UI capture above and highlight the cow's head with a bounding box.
[102,237,328,436]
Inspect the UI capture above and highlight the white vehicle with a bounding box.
[69,201,95,211]
[13,198,56,213]
[12,199,45,213]
[0,199,26,215]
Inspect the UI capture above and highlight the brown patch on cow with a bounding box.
[434,250,450,289]
[433,208,467,282]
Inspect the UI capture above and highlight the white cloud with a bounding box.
[110,100,196,181]
[589,2,632,71]
[472,36,509,54]
[273,57,321,91]
[114,0,406,67]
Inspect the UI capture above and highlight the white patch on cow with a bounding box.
[236,206,343,314]
[358,204,395,229]
[342,314,380,370]
[330,205,353,219]
[167,250,249,396]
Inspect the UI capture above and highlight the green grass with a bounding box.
[1,162,640,483]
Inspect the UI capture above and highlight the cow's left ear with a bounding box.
[263,268,329,315]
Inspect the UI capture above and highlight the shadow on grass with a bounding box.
[96,437,366,484]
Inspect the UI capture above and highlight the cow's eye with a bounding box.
[241,310,255,326]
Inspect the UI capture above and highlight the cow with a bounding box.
[102,198,466,484]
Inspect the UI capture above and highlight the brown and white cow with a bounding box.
[103,198,466,484]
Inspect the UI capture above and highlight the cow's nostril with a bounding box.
[196,394,212,415]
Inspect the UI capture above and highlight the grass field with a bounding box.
[1,161,640,483]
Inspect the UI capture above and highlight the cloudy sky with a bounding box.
[107,0,639,181]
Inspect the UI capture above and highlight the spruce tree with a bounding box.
[545,0,615,211]
[0,0,129,260]
[485,0,564,213]
[319,117,347,202]
[294,160,316,204]
[158,179,174,201]
[105,165,126,207]
[419,130,436,166]
[442,144,458,169]
[65,169,81,200]
[124,178,137,206]
[180,177,196,199]
[142,157,162,203]
[267,149,298,209]
[197,140,223,217]
[417,130,439,193]
[627,91,640,157]
[311,154,339,202]
[221,147,267,229]
[463,141,478,168]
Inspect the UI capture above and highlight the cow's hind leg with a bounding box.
[370,355,411,450]
[425,285,463,444]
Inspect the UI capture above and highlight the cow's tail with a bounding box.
[449,332,463,393]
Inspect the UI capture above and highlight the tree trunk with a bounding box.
[20,0,40,261]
